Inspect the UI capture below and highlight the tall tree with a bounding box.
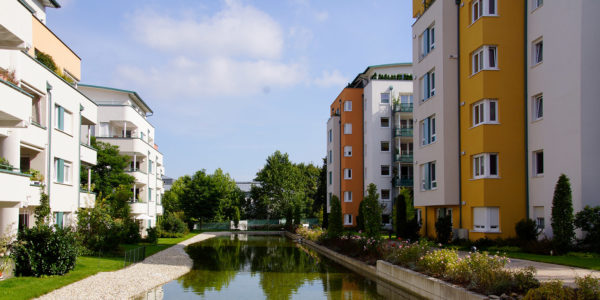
[328,195,343,237]
[314,158,327,218]
[551,174,574,253]
[362,183,383,239]
[83,138,134,198]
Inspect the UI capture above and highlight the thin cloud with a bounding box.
[314,69,348,88]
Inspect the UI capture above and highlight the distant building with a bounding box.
[162,176,173,191]
[236,181,260,199]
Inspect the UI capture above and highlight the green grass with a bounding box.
[505,252,600,271]
[0,232,198,300]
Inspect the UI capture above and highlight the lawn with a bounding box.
[505,251,600,271]
[0,232,198,300]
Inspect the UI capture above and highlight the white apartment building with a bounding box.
[0,0,97,236]
[78,85,164,232]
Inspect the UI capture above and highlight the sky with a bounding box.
[47,0,414,181]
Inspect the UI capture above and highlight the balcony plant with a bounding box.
[25,169,44,183]
[0,68,18,85]
[34,50,57,72]
[0,157,13,171]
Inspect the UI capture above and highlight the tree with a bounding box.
[82,138,134,198]
[435,215,452,244]
[34,189,50,227]
[362,183,383,239]
[314,158,327,219]
[395,194,407,237]
[574,206,600,252]
[233,207,241,229]
[551,174,574,253]
[328,195,343,237]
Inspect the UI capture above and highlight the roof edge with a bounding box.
[78,83,153,114]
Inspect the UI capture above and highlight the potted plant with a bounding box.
[0,157,13,171]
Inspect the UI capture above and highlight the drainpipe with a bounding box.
[523,0,530,219]
[77,104,83,209]
[456,0,463,230]
[46,82,52,199]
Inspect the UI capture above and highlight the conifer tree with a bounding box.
[551,174,574,253]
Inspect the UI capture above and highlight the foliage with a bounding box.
[0,68,18,85]
[327,195,343,238]
[144,227,158,245]
[416,249,458,277]
[356,200,366,231]
[0,157,12,169]
[435,214,452,244]
[523,280,575,300]
[84,139,135,198]
[295,227,325,241]
[34,190,50,227]
[515,219,540,243]
[382,240,431,269]
[551,174,575,254]
[233,207,240,229]
[76,204,120,253]
[575,275,600,300]
[574,206,600,252]
[395,194,407,237]
[12,225,77,277]
[25,169,44,182]
[362,183,382,239]
[35,50,57,72]
[315,158,327,222]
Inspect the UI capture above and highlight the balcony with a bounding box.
[156,204,163,215]
[0,79,32,127]
[394,128,413,137]
[393,176,414,188]
[393,103,413,113]
[79,191,96,208]
[80,143,97,165]
[0,168,30,203]
[25,183,43,207]
[125,168,148,184]
[394,153,414,163]
[97,137,152,156]
[0,0,33,50]
[129,201,148,215]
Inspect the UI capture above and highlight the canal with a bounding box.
[136,234,422,299]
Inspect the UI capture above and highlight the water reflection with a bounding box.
[136,234,422,300]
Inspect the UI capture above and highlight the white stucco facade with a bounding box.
[326,115,340,213]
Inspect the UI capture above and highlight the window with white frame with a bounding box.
[420,115,436,146]
[381,93,390,104]
[328,150,332,164]
[473,207,500,232]
[532,0,543,10]
[344,168,352,179]
[344,123,352,134]
[54,105,72,134]
[344,100,352,111]
[381,189,390,200]
[344,146,352,157]
[421,161,437,190]
[328,129,332,143]
[344,214,353,225]
[534,206,545,229]
[533,150,543,176]
[400,95,413,104]
[533,39,543,65]
[380,117,390,128]
[472,99,498,126]
[533,94,543,120]
[472,0,497,23]
[420,24,435,58]
[344,191,353,202]
[53,158,71,184]
[472,46,497,74]
[328,171,332,184]
[473,153,499,179]
[421,70,435,101]
[380,141,390,152]
[381,165,390,176]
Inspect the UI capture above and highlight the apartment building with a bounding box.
[327,64,413,228]
[412,0,600,240]
[78,85,164,232]
[0,0,98,236]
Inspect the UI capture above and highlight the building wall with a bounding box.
[326,116,340,213]
[30,16,81,80]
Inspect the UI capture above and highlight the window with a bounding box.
[472,99,498,126]
[473,207,500,232]
[472,46,497,74]
[54,158,71,184]
[532,0,543,10]
[19,213,29,230]
[344,123,352,134]
[54,212,64,229]
[344,214,353,225]
[534,206,545,229]
[533,39,543,64]
[533,94,543,120]
[328,171,332,184]
[472,0,497,23]
[328,129,332,143]
[420,115,436,146]
[420,25,435,58]
[149,160,153,173]
[344,146,352,157]
[473,153,499,179]
[344,168,352,180]
[328,150,332,164]
[344,100,352,111]
[344,191,353,202]
[437,208,453,225]
[380,141,390,152]
[381,189,390,200]
[380,117,390,128]
[421,70,435,101]
[421,161,437,190]
[400,95,413,104]
[54,105,72,133]
[380,93,390,104]
[148,188,153,202]
[533,150,543,176]
[381,165,390,176]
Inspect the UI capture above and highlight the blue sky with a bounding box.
[47,0,414,181]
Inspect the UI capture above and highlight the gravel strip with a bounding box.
[36,232,229,300]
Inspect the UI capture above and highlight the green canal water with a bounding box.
[137,234,422,300]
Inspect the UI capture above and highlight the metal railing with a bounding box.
[393,103,413,113]
[394,154,414,163]
[393,177,414,188]
[394,128,413,137]
[123,246,146,267]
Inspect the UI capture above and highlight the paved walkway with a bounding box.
[506,257,600,287]
[36,232,228,300]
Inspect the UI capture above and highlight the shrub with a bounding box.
[383,239,431,269]
[395,194,407,238]
[473,237,495,250]
[233,207,241,229]
[417,249,459,277]
[449,251,511,294]
[522,238,555,255]
[296,227,325,241]
[362,183,382,239]
[575,275,600,300]
[328,195,343,238]
[77,206,121,253]
[574,206,600,252]
[158,213,187,235]
[524,280,575,300]
[144,227,158,245]
[12,225,77,277]
[516,218,540,243]
[35,50,57,72]
[121,219,141,244]
[435,215,452,244]
[552,174,575,254]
